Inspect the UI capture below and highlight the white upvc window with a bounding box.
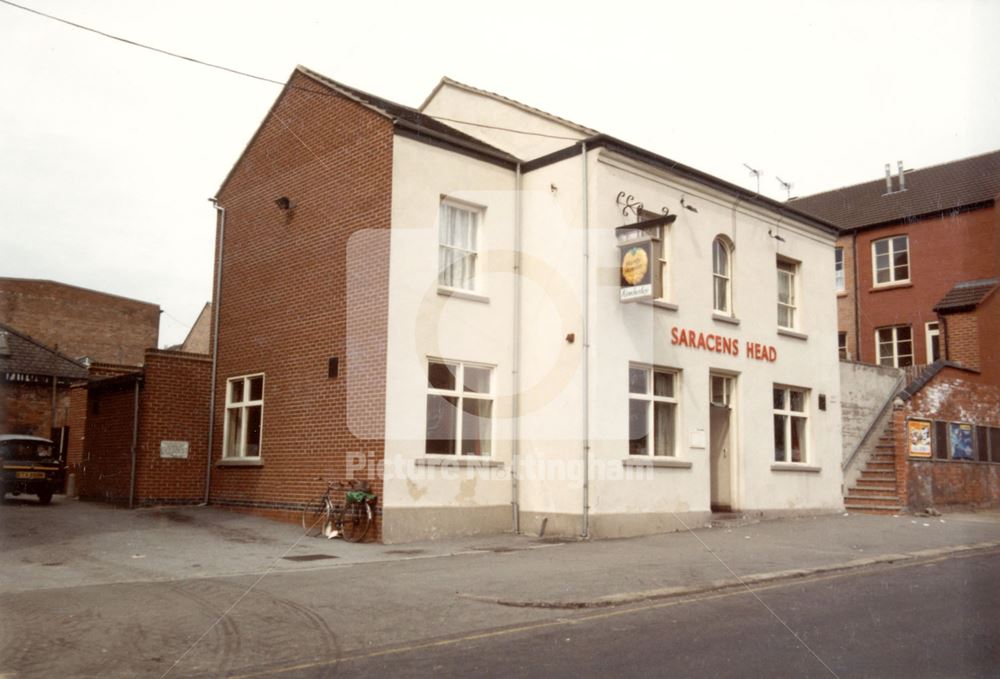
[834,247,845,292]
[777,259,798,329]
[438,201,481,292]
[223,374,264,458]
[712,237,732,314]
[925,322,941,363]
[628,365,679,457]
[773,385,808,463]
[872,235,909,286]
[425,359,493,456]
[876,325,914,367]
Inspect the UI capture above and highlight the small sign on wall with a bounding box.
[160,440,189,459]
[619,240,654,302]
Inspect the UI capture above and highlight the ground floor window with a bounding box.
[224,374,264,458]
[876,325,913,367]
[629,365,679,456]
[773,385,808,463]
[425,359,493,456]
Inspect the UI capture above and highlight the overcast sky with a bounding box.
[3,0,999,347]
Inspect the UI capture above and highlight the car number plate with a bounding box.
[16,472,46,479]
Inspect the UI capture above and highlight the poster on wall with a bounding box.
[907,419,932,458]
[949,423,974,460]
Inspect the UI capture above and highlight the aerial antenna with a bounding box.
[776,176,793,201]
[743,163,762,194]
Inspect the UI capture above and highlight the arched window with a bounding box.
[712,237,732,314]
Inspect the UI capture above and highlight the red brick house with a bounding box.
[790,151,1000,369]
[0,278,160,366]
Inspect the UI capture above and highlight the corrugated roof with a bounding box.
[0,323,88,380]
[933,278,999,313]
[789,149,1000,231]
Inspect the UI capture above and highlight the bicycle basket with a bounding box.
[345,490,376,504]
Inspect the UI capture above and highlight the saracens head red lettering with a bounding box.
[670,326,777,362]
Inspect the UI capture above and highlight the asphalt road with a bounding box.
[251,550,1000,679]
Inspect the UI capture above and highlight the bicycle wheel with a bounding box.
[301,496,330,537]
[338,501,371,543]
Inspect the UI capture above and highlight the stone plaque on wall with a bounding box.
[160,440,189,459]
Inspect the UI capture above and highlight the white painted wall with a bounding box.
[421,82,589,160]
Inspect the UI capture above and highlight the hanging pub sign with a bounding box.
[619,239,653,302]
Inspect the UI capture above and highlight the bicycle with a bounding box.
[301,478,377,542]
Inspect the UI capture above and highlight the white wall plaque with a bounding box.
[160,440,189,459]
[689,429,707,449]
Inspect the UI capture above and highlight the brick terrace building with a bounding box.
[790,151,1000,369]
[0,278,160,366]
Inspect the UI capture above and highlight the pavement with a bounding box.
[3,496,1000,677]
[3,497,1000,603]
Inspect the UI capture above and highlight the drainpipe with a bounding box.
[851,233,861,362]
[128,378,139,509]
[581,142,590,538]
[512,163,522,533]
[204,198,226,505]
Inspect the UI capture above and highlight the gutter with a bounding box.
[204,198,226,505]
[580,142,590,538]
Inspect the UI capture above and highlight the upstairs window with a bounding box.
[224,375,264,458]
[777,259,798,329]
[872,236,909,286]
[438,202,480,291]
[712,238,732,314]
[834,247,845,292]
[876,325,914,367]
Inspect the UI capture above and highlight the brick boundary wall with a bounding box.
[894,367,1000,510]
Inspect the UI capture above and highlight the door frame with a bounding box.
[709,371,740,512]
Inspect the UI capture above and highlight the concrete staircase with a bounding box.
[844,422,905,515]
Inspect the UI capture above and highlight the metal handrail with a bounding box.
[842,373,906,472]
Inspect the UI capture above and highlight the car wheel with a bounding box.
[37,488,53,505]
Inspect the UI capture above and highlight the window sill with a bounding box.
[415,457,504,469]
[623,457,693,469]
[869,282,912,293]
[639,299,679,311]
[712,313,740,326]
[770,463,821,473]
[437,287,489,304]
[836,291,848,298]
[777,328,809,341]
[217,457,263,467]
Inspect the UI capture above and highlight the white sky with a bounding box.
[2,0,999,347]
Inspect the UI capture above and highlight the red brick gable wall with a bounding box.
[211,70,393,533]
[0,279,160,366]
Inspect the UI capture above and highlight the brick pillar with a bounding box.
[942,311,980,371]
[893,405,909,508]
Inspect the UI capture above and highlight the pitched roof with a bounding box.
[933,278,999,313]
[0,323,88,380]
[419,76,598,136]
[295,67,518,162]
[789,149,1000,231]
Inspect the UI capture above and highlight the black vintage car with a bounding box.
[0,435,62,504]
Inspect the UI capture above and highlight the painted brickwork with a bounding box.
[0,278,160,365]
[846,206,1000,366]
[893,366,1000,510]
[210,70,392,533]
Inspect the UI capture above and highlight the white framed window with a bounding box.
[224,374,264,458]
[834,247,845,292]
[712,237,732,314]
[425,359,493,456]
[925,322,940,363]
[710,374,732,407]
[628,365,679,457]
[876,325,914,367]
[438,201,481,291]
[838,332,848,360]
[777,259,798,329]
[773,385,808,463]
[872,235,909,286]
